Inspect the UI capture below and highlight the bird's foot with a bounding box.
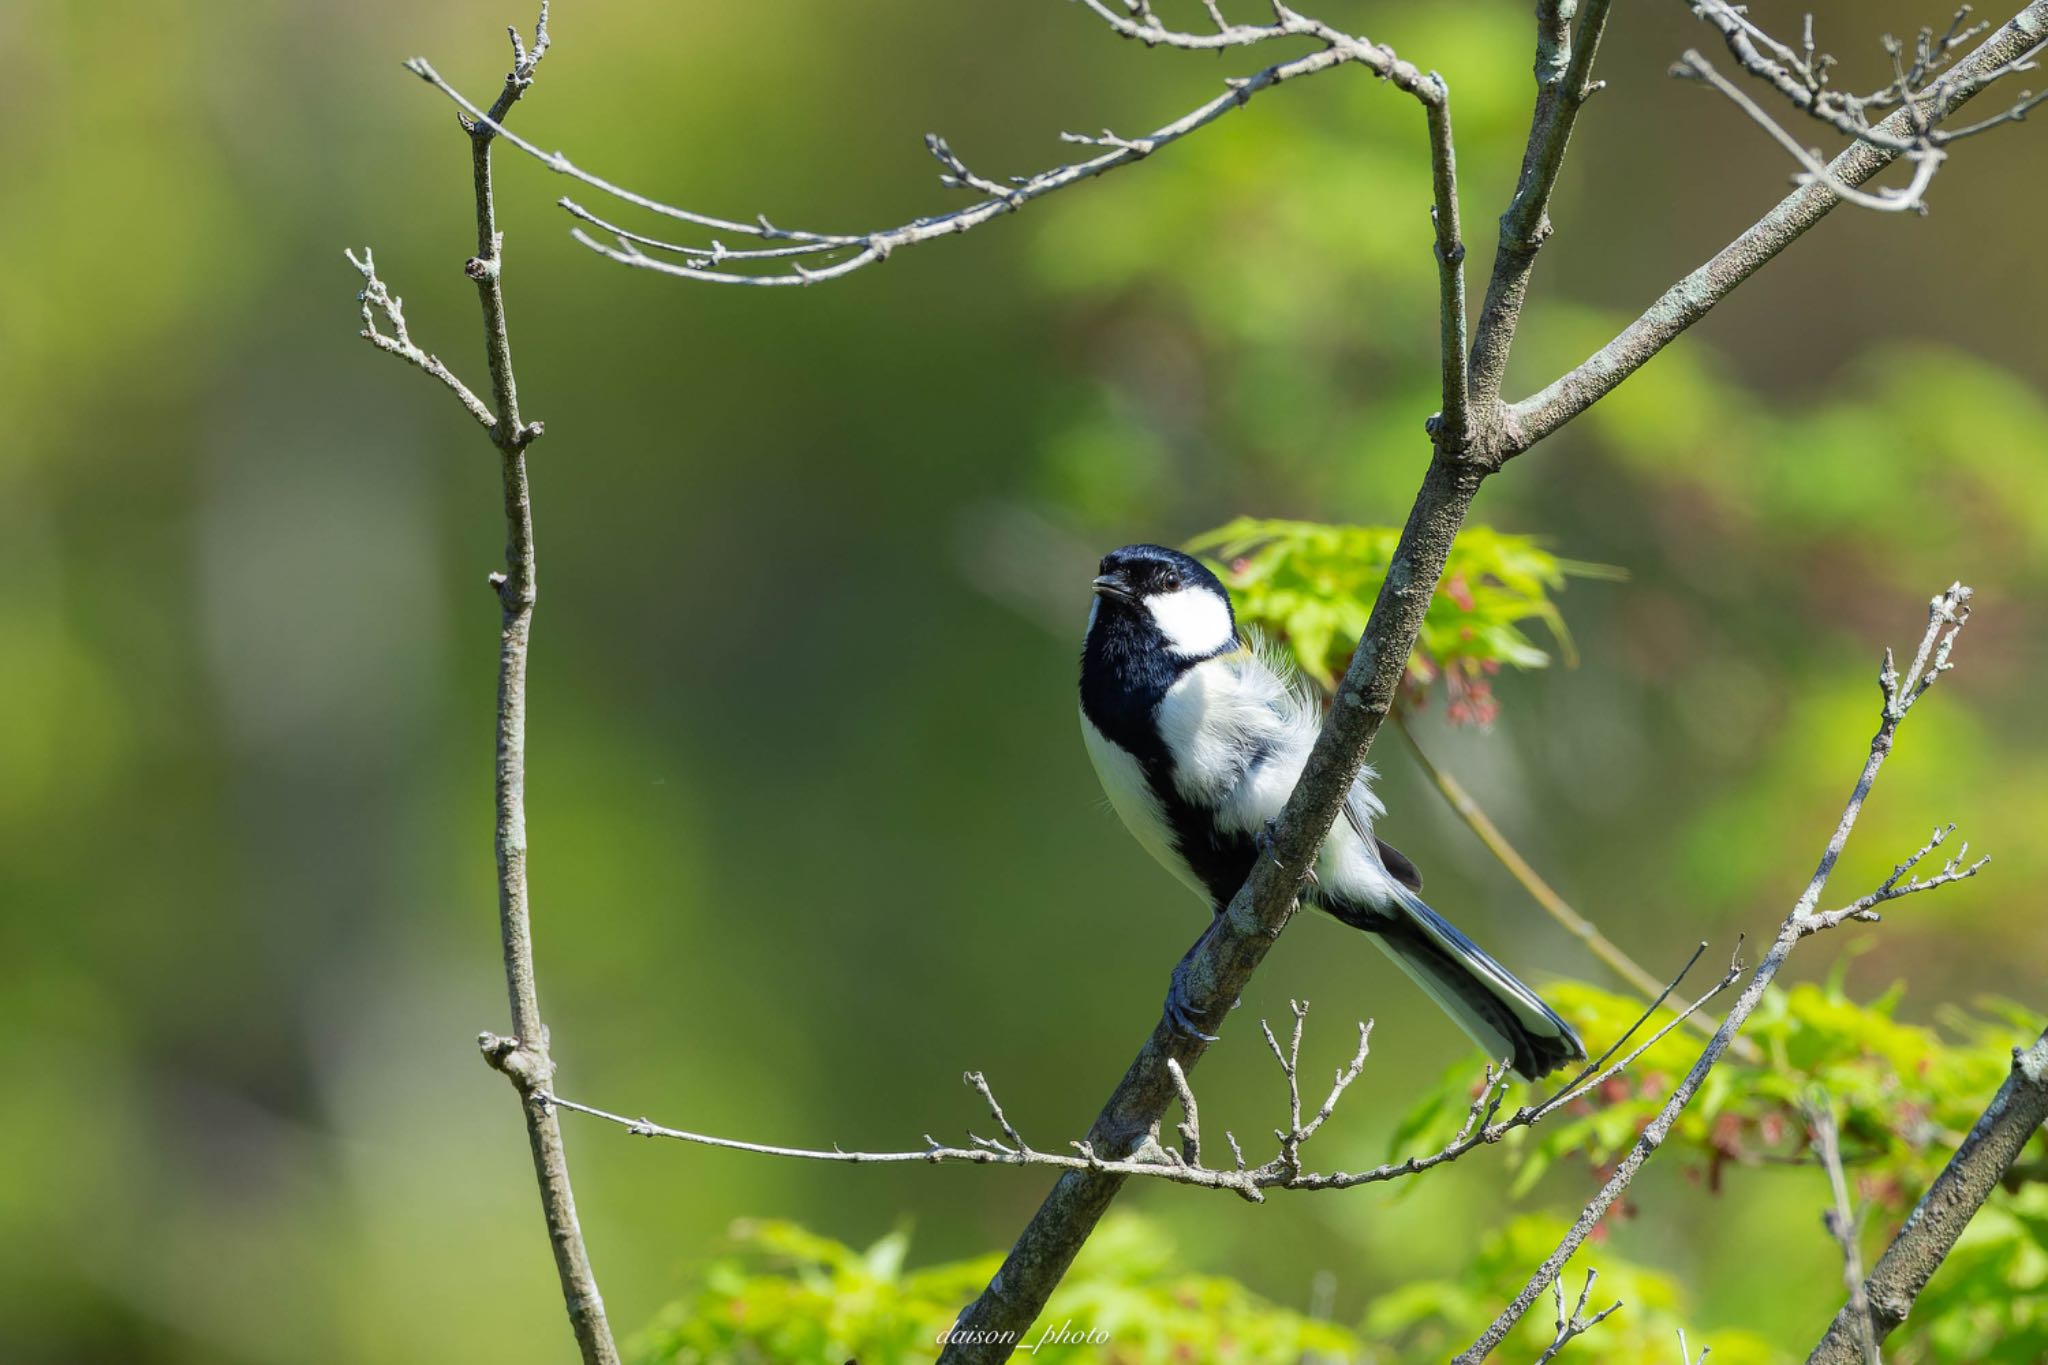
[1164,953,1224,1042]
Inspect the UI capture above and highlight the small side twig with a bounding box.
[1807,1095,1879,1365]
[345,248,496,432]
[1533,1269,1623,1365]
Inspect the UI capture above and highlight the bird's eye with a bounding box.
[1161,571,1181,590]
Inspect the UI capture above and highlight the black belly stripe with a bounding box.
[1081,610,1271,912]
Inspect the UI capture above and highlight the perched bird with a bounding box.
[1078,543,1585,1080]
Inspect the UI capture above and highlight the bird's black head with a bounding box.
[1079,543,1240,757]
[1086,544,1239,661]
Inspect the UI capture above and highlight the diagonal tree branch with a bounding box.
[939,12,1618,1358]
[1503,2,2048,454]
[1453,584,1979,1363]
[1808,1027,2048,1364]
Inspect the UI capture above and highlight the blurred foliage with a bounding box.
[1190,518,1622,723]
[628,1214,1361,1365]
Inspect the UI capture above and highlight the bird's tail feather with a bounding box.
[1349,886,1586,1082]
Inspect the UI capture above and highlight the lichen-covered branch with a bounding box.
[349,7,618,1364]
[1808,1028,2048,1364]
[1453,585,1982,1364]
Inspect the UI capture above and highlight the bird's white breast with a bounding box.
[1156,647,1401,908]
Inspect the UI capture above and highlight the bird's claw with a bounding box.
[1164,955,1223,1042]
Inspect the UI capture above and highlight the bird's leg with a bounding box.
[1164,910,1232,1042]
[1256,818,1317,889]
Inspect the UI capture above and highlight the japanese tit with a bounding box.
[1078,543,1585,1080]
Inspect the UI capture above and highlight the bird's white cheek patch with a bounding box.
[1146,588,1235,658]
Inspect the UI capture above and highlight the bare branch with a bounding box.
[1682,0,2044,203]
[344,248,497,432]
[1454,585,1983,1364]
[1673,49,1946,213]
[966,1070,1032,1156]
[1533,1270,1623,1365]
[1801,821,1989,934]
[1808,1028,2048,1363]
[1166,1057,1201,1167]
[1806,1097,1879,1365]
[402,4,1445,287]
[544,959,1731,1204]
[1507,3,2048,452]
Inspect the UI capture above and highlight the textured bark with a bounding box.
[1808,1030,2048,1364]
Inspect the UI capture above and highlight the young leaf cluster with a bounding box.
[1188,518,1621,724]
[627,1215,1361,1365]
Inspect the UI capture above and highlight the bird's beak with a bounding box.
[1091,574,1133,602]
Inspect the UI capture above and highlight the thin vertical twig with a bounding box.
[1424,85,1472,451]
[357,6,619,1363]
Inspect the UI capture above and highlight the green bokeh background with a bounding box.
[5,0,2044,1359]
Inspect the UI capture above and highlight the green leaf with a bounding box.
[1186,519,1622,725]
